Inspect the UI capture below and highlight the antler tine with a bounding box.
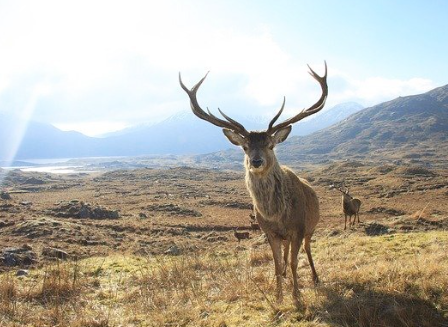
[179,72,249,136]
[268,61,328,134]
[217,108,248,134]
[268,96,286,131]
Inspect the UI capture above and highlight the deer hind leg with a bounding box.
[290,235,304,301]
[304,235,319,285]
[268,235,284,303]
[282,240,290,277]
[344,214,347,230]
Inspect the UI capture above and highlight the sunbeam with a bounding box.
[0,82,51,188]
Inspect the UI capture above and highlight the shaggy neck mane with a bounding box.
[245,159,286,218]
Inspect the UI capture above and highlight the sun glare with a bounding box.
[54,122,131,137]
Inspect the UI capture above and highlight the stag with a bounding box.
[338,185,362,229]
[179,62,328,303]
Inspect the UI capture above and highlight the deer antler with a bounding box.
[267,61,328,135]
[179,72,249,136]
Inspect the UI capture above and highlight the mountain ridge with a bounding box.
[193,84,448,168]
[0,101,363,160]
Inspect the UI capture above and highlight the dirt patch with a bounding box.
[395,166,437,177]
[199,199,252,210]
[364,222,390,236]
[389,215,448,232]
[0,191,12,200]
[49,200,120,219]
[1,244,38,267]
[367,207,406,216]
[145,203,202,217]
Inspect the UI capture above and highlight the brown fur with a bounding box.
[179,62,328,304]
[340,188,362,229]
[242,142,320,302]
[234,229,250,242]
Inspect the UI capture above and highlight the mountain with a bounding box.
[290,102,364,136]
[96,103,363,156]
[274,84,448,165]
[95,111,269,156]
[98,111,232,155]
[192,84,448,168]
[0,114,101,160]
[7,83,445,163]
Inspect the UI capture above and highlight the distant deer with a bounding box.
[234,228,250,242]
[338,184,362,229]
[180,62,328,303]
[249,213,260,231]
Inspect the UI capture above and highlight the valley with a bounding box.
[1,162,447,326]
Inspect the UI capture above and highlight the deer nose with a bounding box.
[251,158,264,168]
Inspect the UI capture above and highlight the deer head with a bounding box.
[338,183,353,200]
[179,62,328,174]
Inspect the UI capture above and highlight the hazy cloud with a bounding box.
[0,1,444,136]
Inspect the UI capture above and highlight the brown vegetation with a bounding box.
[0,162,447,326]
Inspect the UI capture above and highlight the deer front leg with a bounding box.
[267,235,284,303]
[282,240,290,277]
[290,235,304,301]
[344,214,347,230]
[304,235,319,285]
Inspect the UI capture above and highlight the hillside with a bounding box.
[96,111,265,156]
[0,114,101,160]
[278,84,448,166]
[1,101,362,160]
[290,102,363,136]
[3,80,447,164]
[192,85,448,168]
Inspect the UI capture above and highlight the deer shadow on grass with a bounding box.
[312,282,448,327]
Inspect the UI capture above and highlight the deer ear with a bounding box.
[223,129,246,146]
[272,125,292,145]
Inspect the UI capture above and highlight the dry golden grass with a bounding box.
[1,230,447,327]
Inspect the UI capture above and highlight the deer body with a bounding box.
[246,159,320,301]
[234,229,250,242]
[339,187,361,229]
[246,164,319,238]
[180,62,328,304]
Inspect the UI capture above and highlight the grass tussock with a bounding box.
[0,231,447,326]
[0,273,18,318]
[29,261,83,304]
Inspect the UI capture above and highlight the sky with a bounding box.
[0,0,447,136]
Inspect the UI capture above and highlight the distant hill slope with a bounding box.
[0,114,100,160]
[97,111,266,156]
[97,102,363,155]
[195,84,448,168]
[275,84,448,165]
[5,82,447,164]
[1,101,362,160]
[290,102,363,136]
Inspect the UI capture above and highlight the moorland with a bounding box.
[1,160,447,327]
